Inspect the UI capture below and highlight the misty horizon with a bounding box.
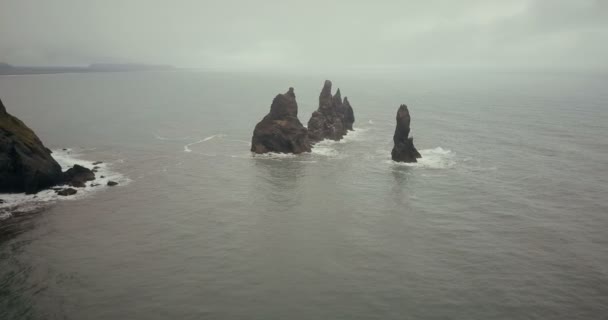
[1,0,607,71]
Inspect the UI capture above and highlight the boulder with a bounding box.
[63,164,95,188]
[251,88,312,154]
[391,104,422,163]
[56,188,77,196]
[107,181,118,186]
[0,97,64,194]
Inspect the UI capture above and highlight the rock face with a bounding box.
[307,80,355,143]
[251,88,312,154]
[340,97,355,131]
[391,104,422,163]
[0,98,64,193]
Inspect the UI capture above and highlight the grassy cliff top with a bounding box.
[0,108,45,149]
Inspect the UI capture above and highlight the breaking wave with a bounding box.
[389,147,456,169]
[154,134,194,141]
[0,149,130,220]
[184,134,226,152]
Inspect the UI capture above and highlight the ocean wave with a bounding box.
[342,127,371,142]
[311,141,341,157]
[388,147,456,169]
[183,134,226,152]
[251,152,299,160]
[0,149,130,218]
[154,134,194,141]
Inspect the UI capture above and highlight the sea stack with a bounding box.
[391,104,422,163]
[251,88,312,154]
[0,97,64,193]
[307,80,354,143]
[340,97,355,131]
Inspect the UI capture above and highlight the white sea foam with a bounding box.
[154,134,194,141]
[311,141,340,157]
[252,152,299,160]
[0,149,131,218]
[309,127,370,158]
[183,134,226,152]
[340,127,370,143]
[388,147,456,169]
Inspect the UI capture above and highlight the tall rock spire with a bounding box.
[251,88,312,154]
[391,104,421,163]
[307,80,353,142]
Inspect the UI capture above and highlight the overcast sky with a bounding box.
[1,0,606,70]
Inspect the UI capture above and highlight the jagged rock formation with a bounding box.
[307,80,355,143]
[1,98,100,194]
[63,164,96,188]
[0,98,64,193]
[340,97,355,131]
[251,88,312,154]
[391,104,422,163]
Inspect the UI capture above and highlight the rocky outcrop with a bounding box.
[56,188,77,196]
[340,97,355,131]
[307,80,354,143]
[251,88,312,154]
[391,104,422,163]
[0,98,64,193]
[63,164,95,188]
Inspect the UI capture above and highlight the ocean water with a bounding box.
[0,70,607,319]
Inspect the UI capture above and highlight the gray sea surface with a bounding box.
[1,70,607,319]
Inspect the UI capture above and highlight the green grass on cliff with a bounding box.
[0,113,44,148]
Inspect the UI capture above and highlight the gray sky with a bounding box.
[1,0,606,70]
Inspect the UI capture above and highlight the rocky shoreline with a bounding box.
[0,98,119,199]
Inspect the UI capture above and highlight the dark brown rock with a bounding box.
[56,188,77,196]
[63,164,95,188]
[307,80,355,143]
[341,97,355,131]
[307,81,346,142]
[107,181,118,187]
[251,88,312,154]
[391,104,422,163]
[0,97,64,194]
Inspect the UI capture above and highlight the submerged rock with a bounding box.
[307,80,355,143]
[251,88,312,154]
[391,104,422,163]
[63,164,95,188]
[107,181,118,186]
[56,188,77,196]
[0,97,64,194]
